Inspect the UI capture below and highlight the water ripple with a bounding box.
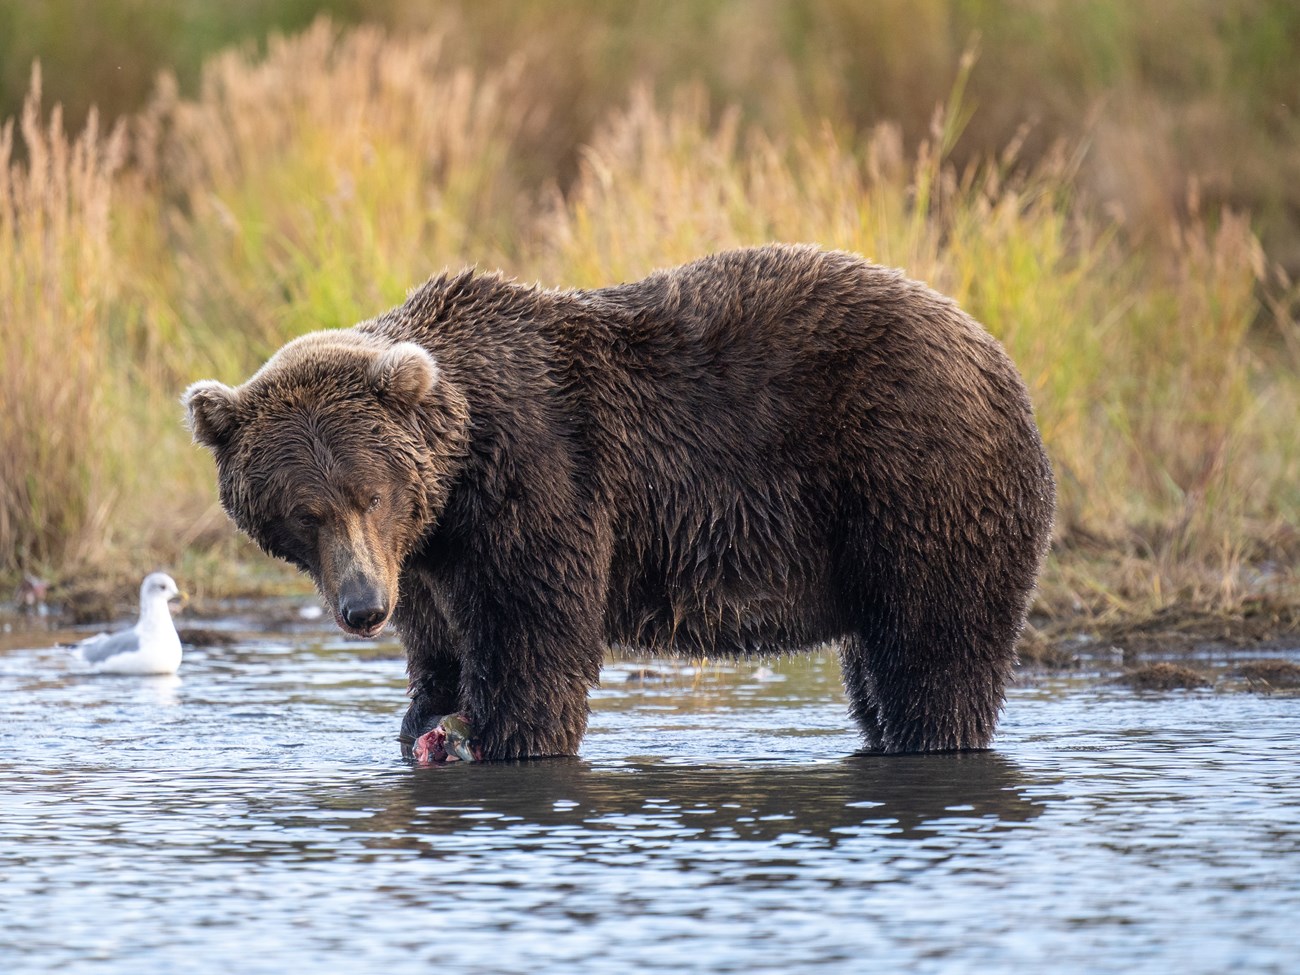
[1,636,1298,973]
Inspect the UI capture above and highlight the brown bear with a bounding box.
[183,244,1055,762]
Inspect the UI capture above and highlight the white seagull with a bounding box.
[71,572,184,675]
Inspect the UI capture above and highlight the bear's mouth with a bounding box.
[334,612,389,639]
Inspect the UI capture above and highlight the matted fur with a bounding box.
[185,244,1055,759]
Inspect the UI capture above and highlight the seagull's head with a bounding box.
[140,572,183,608]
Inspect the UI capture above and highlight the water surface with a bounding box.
[1,616,1297,973]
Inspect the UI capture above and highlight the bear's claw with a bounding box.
[412,713,481,764]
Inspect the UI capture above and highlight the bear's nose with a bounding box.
[338,578,389,633]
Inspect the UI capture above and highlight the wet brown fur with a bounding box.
[184,244,1056,759]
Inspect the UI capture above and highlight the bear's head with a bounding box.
[182,331,469,638]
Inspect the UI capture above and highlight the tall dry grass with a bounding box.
[144,19,531,369]
[6,2,1300,267]
[1,18,1297,625]
[0,66,126,574]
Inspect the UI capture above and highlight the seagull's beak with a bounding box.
[174,589,189,606]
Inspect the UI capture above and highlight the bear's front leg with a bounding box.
[400,669,462,760]
[409,643,597,763]
[395,598,465,760]
[444,548,604,761]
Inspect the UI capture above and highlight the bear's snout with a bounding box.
[316,511,400,639]
[337,575,390,637]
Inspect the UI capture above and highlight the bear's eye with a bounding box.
[367,494,382,512]
[293,510,320,532]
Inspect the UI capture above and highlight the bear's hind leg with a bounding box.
[855,608,1016,753]
[839,637,885,753]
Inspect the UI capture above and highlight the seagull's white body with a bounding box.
[72,573,184,675]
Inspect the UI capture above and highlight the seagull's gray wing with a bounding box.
[76,628,142,664]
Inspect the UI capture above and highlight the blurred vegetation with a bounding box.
[2,2,1299,635]
[5,0,1300,265]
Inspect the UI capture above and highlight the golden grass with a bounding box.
[0,65,125,573]
[144,19,530,365]
[2,18,1298,636]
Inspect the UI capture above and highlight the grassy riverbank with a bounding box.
[3,15,1299,647]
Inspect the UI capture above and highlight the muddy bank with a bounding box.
[5,588,1299,699]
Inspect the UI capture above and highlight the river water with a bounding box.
[1,611,1297,974]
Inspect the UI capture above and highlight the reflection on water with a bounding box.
[1,629,1298,974]
[360,750,1044,848]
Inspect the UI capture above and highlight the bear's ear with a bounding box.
[182,380,242,451]
[368,342,440,408]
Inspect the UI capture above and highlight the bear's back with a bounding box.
[571,244,1015,463]
[587,243,885,348]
